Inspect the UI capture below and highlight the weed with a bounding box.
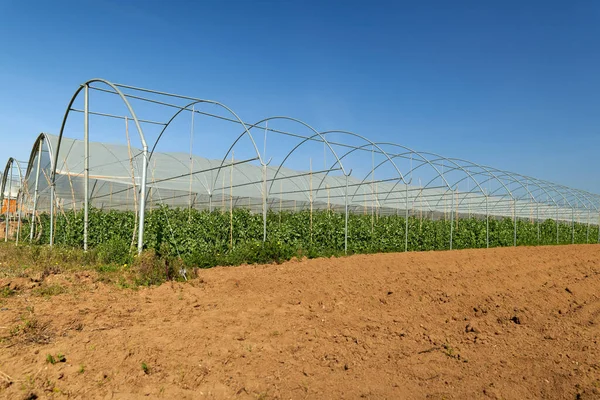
[443,343,456,358]
[33,284,66,297]
[1,286,16,297]
[141,362,150,374]
[46,353,66,364]
[78,365,85,374]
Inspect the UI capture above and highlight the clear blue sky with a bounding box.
[0,0,599,192]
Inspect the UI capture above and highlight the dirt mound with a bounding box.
[1,245,599,399]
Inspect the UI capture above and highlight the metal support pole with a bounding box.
[586,209,590,244]
[137,146,148,254]
[536,202,540,244]
[404,182,409,252]
[262,164,267,242]
[513,199,517,247]
[450,189,454,250]
[571,207,575,244]
[485,194,489,248]
[83,84,89,252]
[344,174,349,254]
[16,190,23,246]
[49,183,54,247]
[556,207,559,244]
[30,139,43,241]
[5,162,13,242]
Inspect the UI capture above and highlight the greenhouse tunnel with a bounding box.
[2,78,598,253]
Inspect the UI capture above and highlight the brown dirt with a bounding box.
[1,245,600,399]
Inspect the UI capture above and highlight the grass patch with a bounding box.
[1,286,17,298]
[33,284,66,297]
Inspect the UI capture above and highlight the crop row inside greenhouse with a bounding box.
[8,207,597,267]
[1,78,599,265]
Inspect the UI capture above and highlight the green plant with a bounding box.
[1,286,16,297]
[141,362,150,374]
[46,353,66,364]
[15,207,598,277]
[33,284,66,297]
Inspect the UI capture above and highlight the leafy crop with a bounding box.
[18,207,599,270]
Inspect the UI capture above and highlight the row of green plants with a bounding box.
[14,207,599,269]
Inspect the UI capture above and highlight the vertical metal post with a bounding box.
[556,206,559,244]
[137,146,148,254]
[344,174,349,254]
[536,202,540,244]
[83,84,89,252]
[188,105,195,220]
[404,182,409,252]
[5,162,13,242]
[30,139,43,241]
[450,189,454,250]
[571,207,575,244]
[586,209,590,244]
[16,190,23,246]
[49,183,54,247]
[485,194,489,248]
[262,163,267,242]
[513,199,517,247]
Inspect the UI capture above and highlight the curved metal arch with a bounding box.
[24,133,55,184]
[309,142,402,206]
[337,142,453,203]
[344,149,438,204]
[459,174,556,216]
[212,116,348,200]
[309,143,417,204]
[498,171,575,209]
[51,78,148,184]
[443,159,534,199]
[462,168,562,212]
[437,163,539,210]
[378,151,495,208]
[308,132,415,208]
[148,100,264,167]
[0,158,25,204]
[266,132,329,202]
[537,178,597,211]
[363,146,487,205]
[431,158,563,212]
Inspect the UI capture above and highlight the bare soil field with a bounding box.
[0,245,599,399]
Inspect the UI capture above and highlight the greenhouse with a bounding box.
[1,78,600,256]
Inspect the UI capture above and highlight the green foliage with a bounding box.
[20,207,599,276]
[46,353,66,365]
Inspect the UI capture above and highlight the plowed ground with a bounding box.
[1,245,599,399]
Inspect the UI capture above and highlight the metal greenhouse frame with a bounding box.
[2,78,599,254]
